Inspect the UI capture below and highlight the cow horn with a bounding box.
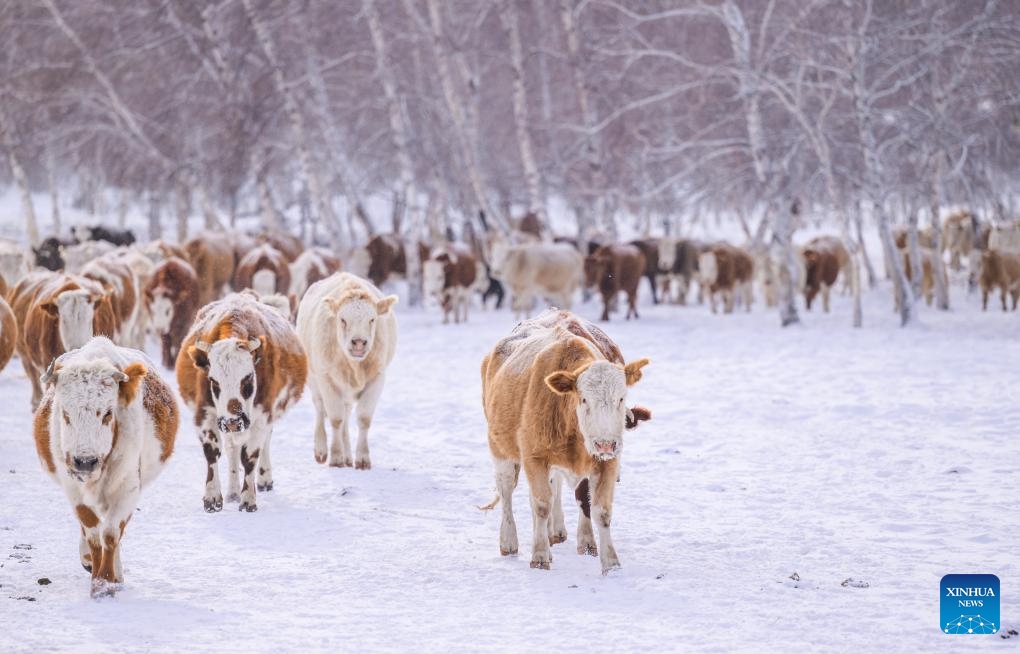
[112,371,129,383]
[195,340,210,352]
[40,361,57,385]
[248,337,261,351]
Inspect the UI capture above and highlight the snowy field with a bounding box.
[2,281,1019,653]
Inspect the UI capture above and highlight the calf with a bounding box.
[176,292,307,512]
[296,273,398,469]
[481,309,650,573]
[979,249,1020,311]
[233,244,292,296]
[584,244,646,321]
[34,337,177,597]
[423,244,478,324]
[144,257,201,368]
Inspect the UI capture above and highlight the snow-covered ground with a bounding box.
[2,280,1018,653]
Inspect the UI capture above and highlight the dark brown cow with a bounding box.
[802,236,849,312]
[979,249,1020,311]
[144,257,201,368]
[365,234,407,287]
[584,244,646,322]
[512,212,544,239]
[233,245,292,296]
[423,243,479,324]
[628,238,661,305]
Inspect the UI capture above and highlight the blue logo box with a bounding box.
[941,574,1000,634]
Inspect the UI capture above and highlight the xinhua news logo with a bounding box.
[941,574,1000,635]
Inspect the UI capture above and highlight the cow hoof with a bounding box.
[90,579,120,599]
[549,531,568,545]
[601,562,621,576]
[500,546,518,556]
[203,497,223,513]
[257,481,274,492]
[314,451,327,464]
[355,459,371,470]
[578,544,598,557]
[329,458,352,468]
[226,492,240,503]
[239,501,258,513]
[530,558,552,570]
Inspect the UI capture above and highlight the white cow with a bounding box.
[489,241,583,319]
[296,272,397,469]
[34,337,178,597]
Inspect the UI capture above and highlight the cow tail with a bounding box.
[477,494,501,511]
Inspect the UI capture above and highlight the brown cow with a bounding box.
[288,247,342,299]
[9,272,117,408]
[144,257,201,368]
[481,309,650,574]
[802,236,850,312]
[979,249,1020,311]
[233,244,292,296]
[364,234,407,288]
[0,294,16,373]
[255,230,304,262]
[628,238,661,305]
[184,232,235,307]
[699,243,753,313]
[584,244,646,322]
[423,243,479,324]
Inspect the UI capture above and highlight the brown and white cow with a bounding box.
[10,271,117,409]
[296,273,397,469]
[423,243,479,324]
[802,236,850,312]
[363,233,407,288]
[61,240,116,273]
[33,337,177,598]
[979,249,1020,311]
[698,243,754,313]
[81,255,140,347]
[657,238,705,305]
[628,238,662,305]
[942,211,981,271]
[255,229,304,263]
[144,257,201,368]
[481,309,650,573]
[584,244,646,322]
[490,241,583,319]
[184,231,235,307]
[176,292,307,512]
[988,220,1020,253]
[0,294,16,373]
[288,247,342,299]
[233,244,292,297]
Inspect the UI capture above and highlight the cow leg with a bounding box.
[312,389,329,464]
[225,437,241,503]
[981,287,989,311]
[494,458,520,555]
[523,460,553,569]
[354,374,386,470]
[79,528,92,572]
[329,401,354,468]
[238,440,261,512]
[1001,287,1008,312]
[1012,289,1020,311]
[574,478,597,556]
[257,429,274,492]
[93,487,139,597]
[744,282,753,311]
[590,463,621,575]
[161,333,174,369]
[600,293,610,322]
[822,283,831,313]
[200,425,224,512]
[648,273,659,305]
[547,472,567,545]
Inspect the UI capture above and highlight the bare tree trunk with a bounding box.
[905,207,923,299]
[500,0,545,226]
[854,198,877,288]
[774,200,800,327]
[928,159,950,309]
[148,191,162,241]
[174,176,190,243]
[8,148,40,245]
[48,148,61,235]
[255,150,281,232]
[117,189,129,229]
[195,184,221,231]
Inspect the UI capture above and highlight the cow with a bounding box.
[490,241,583,319]
[144,257,201,368]
[62,240,117,274]
[699,243,754,313]
[81,255,140,346]
[140,239,188,266]
[33,337,177,598]
[255,230,304,262]
[289,247,342,299]
[584,244,646,322]
[628,238,661,305]
[10,272,117,409]
[423,243,479,324]
[942,211,982,271]
[657,238,704,305]
[296,273,397,469]
[233,244,292,296]
[363,233,407,288]
[512,212,545,240]
[110,248,156,348]
[0,238,31,289]
[480,309,650,574]
[72,225,137,247]
[176,292,307,512]
[896,247,947,311]
[0,294,16,373]
[34,235,77,271]
[987,220,1020,252]
[554,235,605,257]
[183,231,235,307]
[978,249,1020,311]
[802,236,850,312]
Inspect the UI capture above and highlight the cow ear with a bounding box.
[625,406,652,430]
[251,336,266,365]
[188,346,209,370]
[41,301,59,317]
[624,358,650,386]
[545,371,577,395]
[324,297,342,313]
[118,363,147,405]
[376,295,398,315]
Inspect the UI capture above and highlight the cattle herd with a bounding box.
[0,208,1014,597]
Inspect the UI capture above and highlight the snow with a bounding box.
[2,277,1019,652]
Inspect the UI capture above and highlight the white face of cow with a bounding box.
[49,360,145,483]
[488,238,511,279]
[52,289,98,350]
[148,292,174,333]
[192,337,261,434]
[252,269,277,296]
[546,358,649,461]
[422,260,446,303]
[658,239,676,270]
[326,294,397,361]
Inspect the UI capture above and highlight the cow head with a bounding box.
[658,239,677,270]
[147,288,174,333]
[583,254,609,288]
[189,337,262,434]
[422,256,451,305]
[545,358,650,461]
[42,289,102,350]
[325,292,397,361]
[45,359,146,484]
[487,237,511,279]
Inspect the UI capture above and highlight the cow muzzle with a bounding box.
[592,440,619,460]
[218,414,250,434]
[349,339,368,359]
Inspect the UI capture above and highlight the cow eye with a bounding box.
[581,398,587,405]
[340,318,347,328]
[209,378,221,399]
[241,374,254,399]
[102,410,113,425]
